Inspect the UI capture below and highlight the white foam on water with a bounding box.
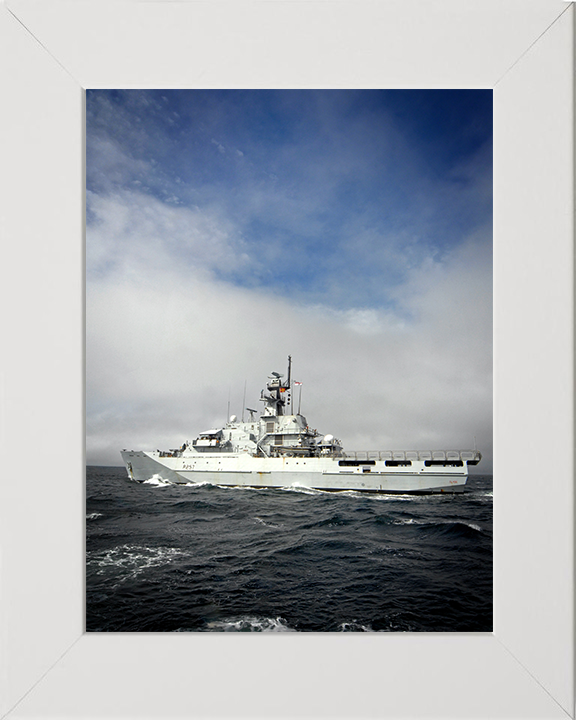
[283,483,324,495]
[204,616,296,632]
[215,484,262,492]
[342,493,409,503]
[86,512,103,521]
[144,479,221,489]
[143,474,173,487]
[331,490,365,499]
[338,621,373,632]
[87,544,184,584]
[466,522,482,531]
[254,516,282,528]
[392,518,483,532]
[440,520,483,532]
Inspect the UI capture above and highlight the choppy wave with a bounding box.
[216,484,264,492]
[143,477,216,489]
[143,475,172,487]
[202,616,296,632]
[282,483,324,495]
[254,516,283,528]
[86,467,492,632]
[338,621,373,632]
[428,520,483,537]
[301,513,352,529]
[392,518,482,533]
[87,544,184,583]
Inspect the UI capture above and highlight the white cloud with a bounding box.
[87,136,151,193]
[86,189,251,283]
[86,198,492,470]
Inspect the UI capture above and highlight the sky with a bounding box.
[86,89,493,471]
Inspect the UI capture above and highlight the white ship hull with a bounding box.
[121,449,472,493]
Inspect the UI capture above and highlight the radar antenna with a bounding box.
[260,356,294,416]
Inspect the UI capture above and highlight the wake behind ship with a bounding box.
[121,357,481,493]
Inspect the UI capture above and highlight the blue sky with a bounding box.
[86,90,492,469]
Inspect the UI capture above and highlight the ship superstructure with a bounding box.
[121,356,481,493]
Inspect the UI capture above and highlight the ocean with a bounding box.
[86,466,492,632]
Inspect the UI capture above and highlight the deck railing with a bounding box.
[343,450,481,462]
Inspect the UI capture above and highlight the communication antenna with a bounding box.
[242,380,247,422]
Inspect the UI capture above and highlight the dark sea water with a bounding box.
[86,467,492,632]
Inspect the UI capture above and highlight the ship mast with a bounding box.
[274,355,292,415]
[286,355,292,414]
[260,355,293,416]
[288,355,293,414]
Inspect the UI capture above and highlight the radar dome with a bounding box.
[230,415,237,422]
[323,434,334,443]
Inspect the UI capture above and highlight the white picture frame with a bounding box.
[0,1,573,717]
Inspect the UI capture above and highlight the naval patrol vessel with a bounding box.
[121,356,481,493]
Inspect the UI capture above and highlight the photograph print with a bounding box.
[86,89,493,632]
